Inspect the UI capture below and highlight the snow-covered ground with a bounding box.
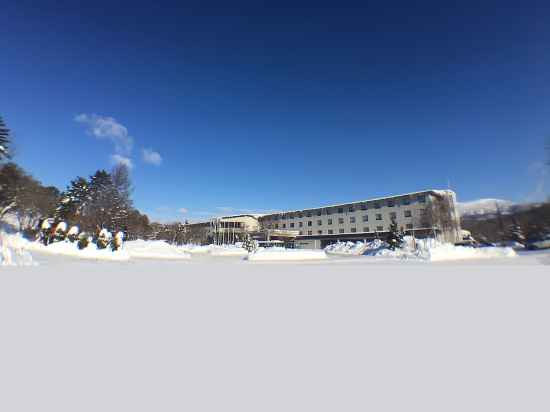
[325,237,517,261]
[1,239,549,411]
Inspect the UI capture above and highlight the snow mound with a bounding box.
[324,237,517,261]
[0,232,35,266]
[427,244,516,261]
[247,248,327,261]
[26,240,130,261]
[180,244,248,256]
[325,239,385,256]
[123,240,190,260]
[208,245,248,257]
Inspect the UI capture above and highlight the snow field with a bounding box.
[247,247,328,261]
[0,232,35,266]
[1,258,549,412]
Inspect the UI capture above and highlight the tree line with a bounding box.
[0,115,177,242]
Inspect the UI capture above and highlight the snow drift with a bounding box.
[325,237,517,261]
[123,240,191,260]
[0,231,35,266]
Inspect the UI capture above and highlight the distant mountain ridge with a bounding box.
[457,199,515,217]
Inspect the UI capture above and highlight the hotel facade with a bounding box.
[187,189,461,249]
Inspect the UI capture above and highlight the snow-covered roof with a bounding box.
[260,189,455,218]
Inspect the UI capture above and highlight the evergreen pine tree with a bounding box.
[0,116,11,160]
[55,177,89,223]
[242,235,257,252]
[386,218,404,251]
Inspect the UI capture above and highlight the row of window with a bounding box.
[300,224,415,236]
[271,210,415,229]
[266,196,426,220]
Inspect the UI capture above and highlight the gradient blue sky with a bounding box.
[1,0,548,222]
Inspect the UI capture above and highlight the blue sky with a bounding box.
[1,0,549,222]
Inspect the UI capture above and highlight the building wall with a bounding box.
[186,190,461,248]
[258,190,461,247]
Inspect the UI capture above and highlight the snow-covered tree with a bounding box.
[67,226,79,243]
[39,218,53,245]
[0,116,11,161]
[55,177,89,224]
[96,228,112,249]
[242,235,257,253]
[112,231,124,251]
[77,232,90,250]
[506,221,525,245]
[52,221,68,243]
[386,218,404,251]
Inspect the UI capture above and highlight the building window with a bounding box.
[327,219,333,225]
[374,202,381,209]
[307,221,312,226]
[376,214,382,220]
[317,230,322,234]
[348,206,354,212]
[298,213,303,218]
[328,229,334,234]
[317,220,322,226]
[417,195,426,203]
[275,224,279,228]
[406,223,413,229]
[290,223,295,228]
[299,222,303,227]
[306,212,312,217]
[402,197,411,205]
[350,227,357,233]
[350,216,356,223]
[299,231,303,235]
[404,210,412,218]
[362,215,368,222]
[316,210,322,216]
[326,208,332,215]
[376,226,384,231]
[389,212,396,219]
[289,214,294,219]
[339,228,345,234]
[307,230,312,235]
[338,218,344,224]
[360,203,367,210]
[387,200,394,207]
[363,227,369,232]
[338,207,344,213]
[282,223,286,228]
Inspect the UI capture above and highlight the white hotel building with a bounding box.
[189,189,461,249]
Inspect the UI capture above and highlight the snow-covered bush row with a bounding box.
[0,231,35,266]
[26,239,131,261]
[325,236,517,261]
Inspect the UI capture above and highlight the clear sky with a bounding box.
[1,0,548,222]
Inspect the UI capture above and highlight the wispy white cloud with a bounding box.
[75,113,133,155]
[110,154,133,169]
[178,208,189,214]
[524,161,548,202]
[142,148,163,166]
